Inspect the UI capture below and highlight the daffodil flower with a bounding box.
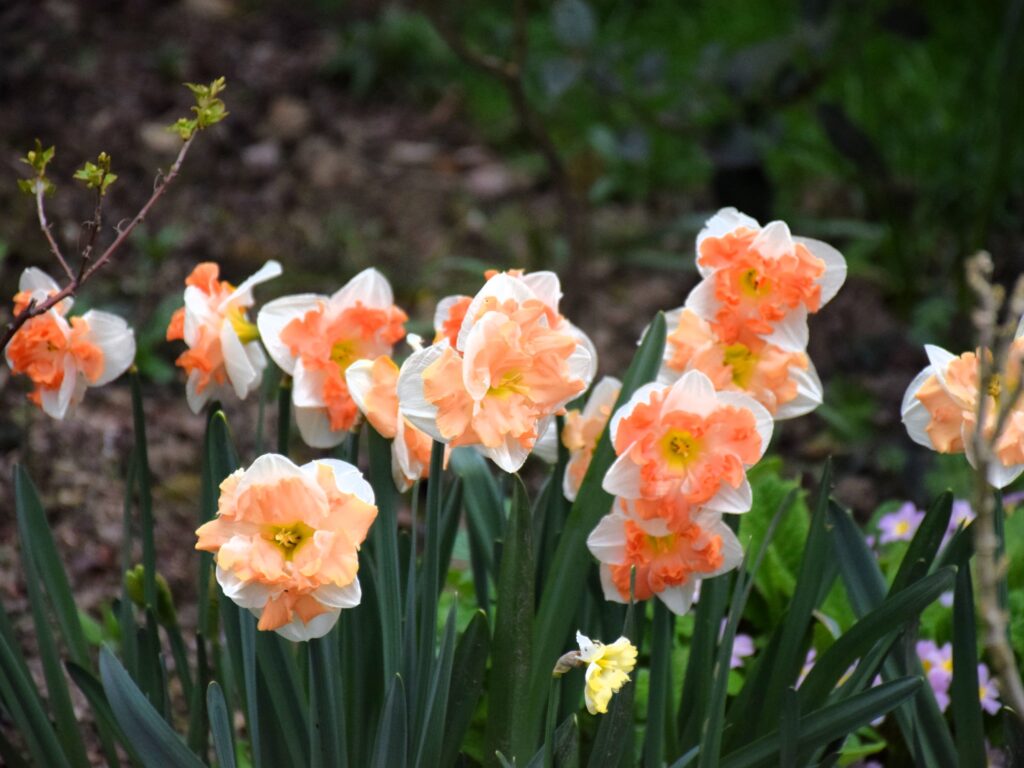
[902,335,1024,487]
[257,268,408,448]
[572,631,638,715]
[6,267,135,419]
[685,207,846,351]
[346,355,433,491]
[603,370,772,508]
[398,271,595,472]
[195,453,377,641]
[586,499,742,614]
[660,307,822,419]
[167,260,281,413]
[561,376,621,501]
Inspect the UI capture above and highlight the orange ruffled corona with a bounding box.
[903,341,1024,488]
[661,308,822,419]
[167,260,281,413]
[195,453,377,641]
[562,376,621,501]
[586,500,742,615]
[603,370,772,510]
[346,355,433,491]
[5,268,135,419]
[685,208,846,352]
[257,268,408,449]
[398,272,595,473]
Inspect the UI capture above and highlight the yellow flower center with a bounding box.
[646,533,676,555]
[228,306,261,344]
[660,429,701,470]
[894,521,909,536]
[723,343,758,388]
[740,268,770,298]
[488,371,529,398]
[988,373,1002,400]
[330,339,358,372]
[265,520,316,560]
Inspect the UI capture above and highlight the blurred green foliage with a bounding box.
[319,0,1023,311]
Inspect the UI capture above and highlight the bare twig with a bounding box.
[965,252,1024,724]
[35,182,75,282]
[0,135,196,352]
[78,190,104,282]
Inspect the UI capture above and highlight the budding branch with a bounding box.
[0,134,196,353]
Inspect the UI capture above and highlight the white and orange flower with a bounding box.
[12,266,73,316]
[603,370,772,509]
[661,307,822,419]
[195,453,377,641]
[167,260,281,413]
[586,500,742,615]
[257,268,408,449]
[398,272,595,472]
[346,355,433,490]
[562,376,621,501]
[685,208,846,351]
[902,338,1024,488]
[5,269,135,419]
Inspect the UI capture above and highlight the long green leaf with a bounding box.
[799,567,954,709]
[14,468,91,768]
[416,441,447,734]
[440,610,490,767]
[529,312,666,733]
[450,447,505,599]
[889,491,953,595]
[309,631,345,768]
[371,675,407,768]
[749,462,834,739]
[99,647,205,768]
[0,630,72,768]
[207,682,237,768]
[779,688,800,767]
[486,476,535,766]
[700,491,794,768]
[255,631,309,766]
[827,501,956,768]
[66,661,141,765]
[719,678,922,768]
[414,604,458,768]
[679,573,730,750]
[643,600,673,767]
[12,466,91,664]
[367,428,402,686]
[951,565,985,768]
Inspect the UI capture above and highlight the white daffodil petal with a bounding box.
[271,608,341,642]
[294,405,348,449]
[599,566,629,605]
[657,582,697,616]
[901,366,937,449]
[794,236,847,307]
[78,310,136,386]
[763,306,810,352]
[397,344,447,441]
[774,362,824,421]
[256,294,325,375]
[314,579,362,609]
[220,260,282,311]
[220,321,258,399]
[330,267,394,310]
[586,513,627,564]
